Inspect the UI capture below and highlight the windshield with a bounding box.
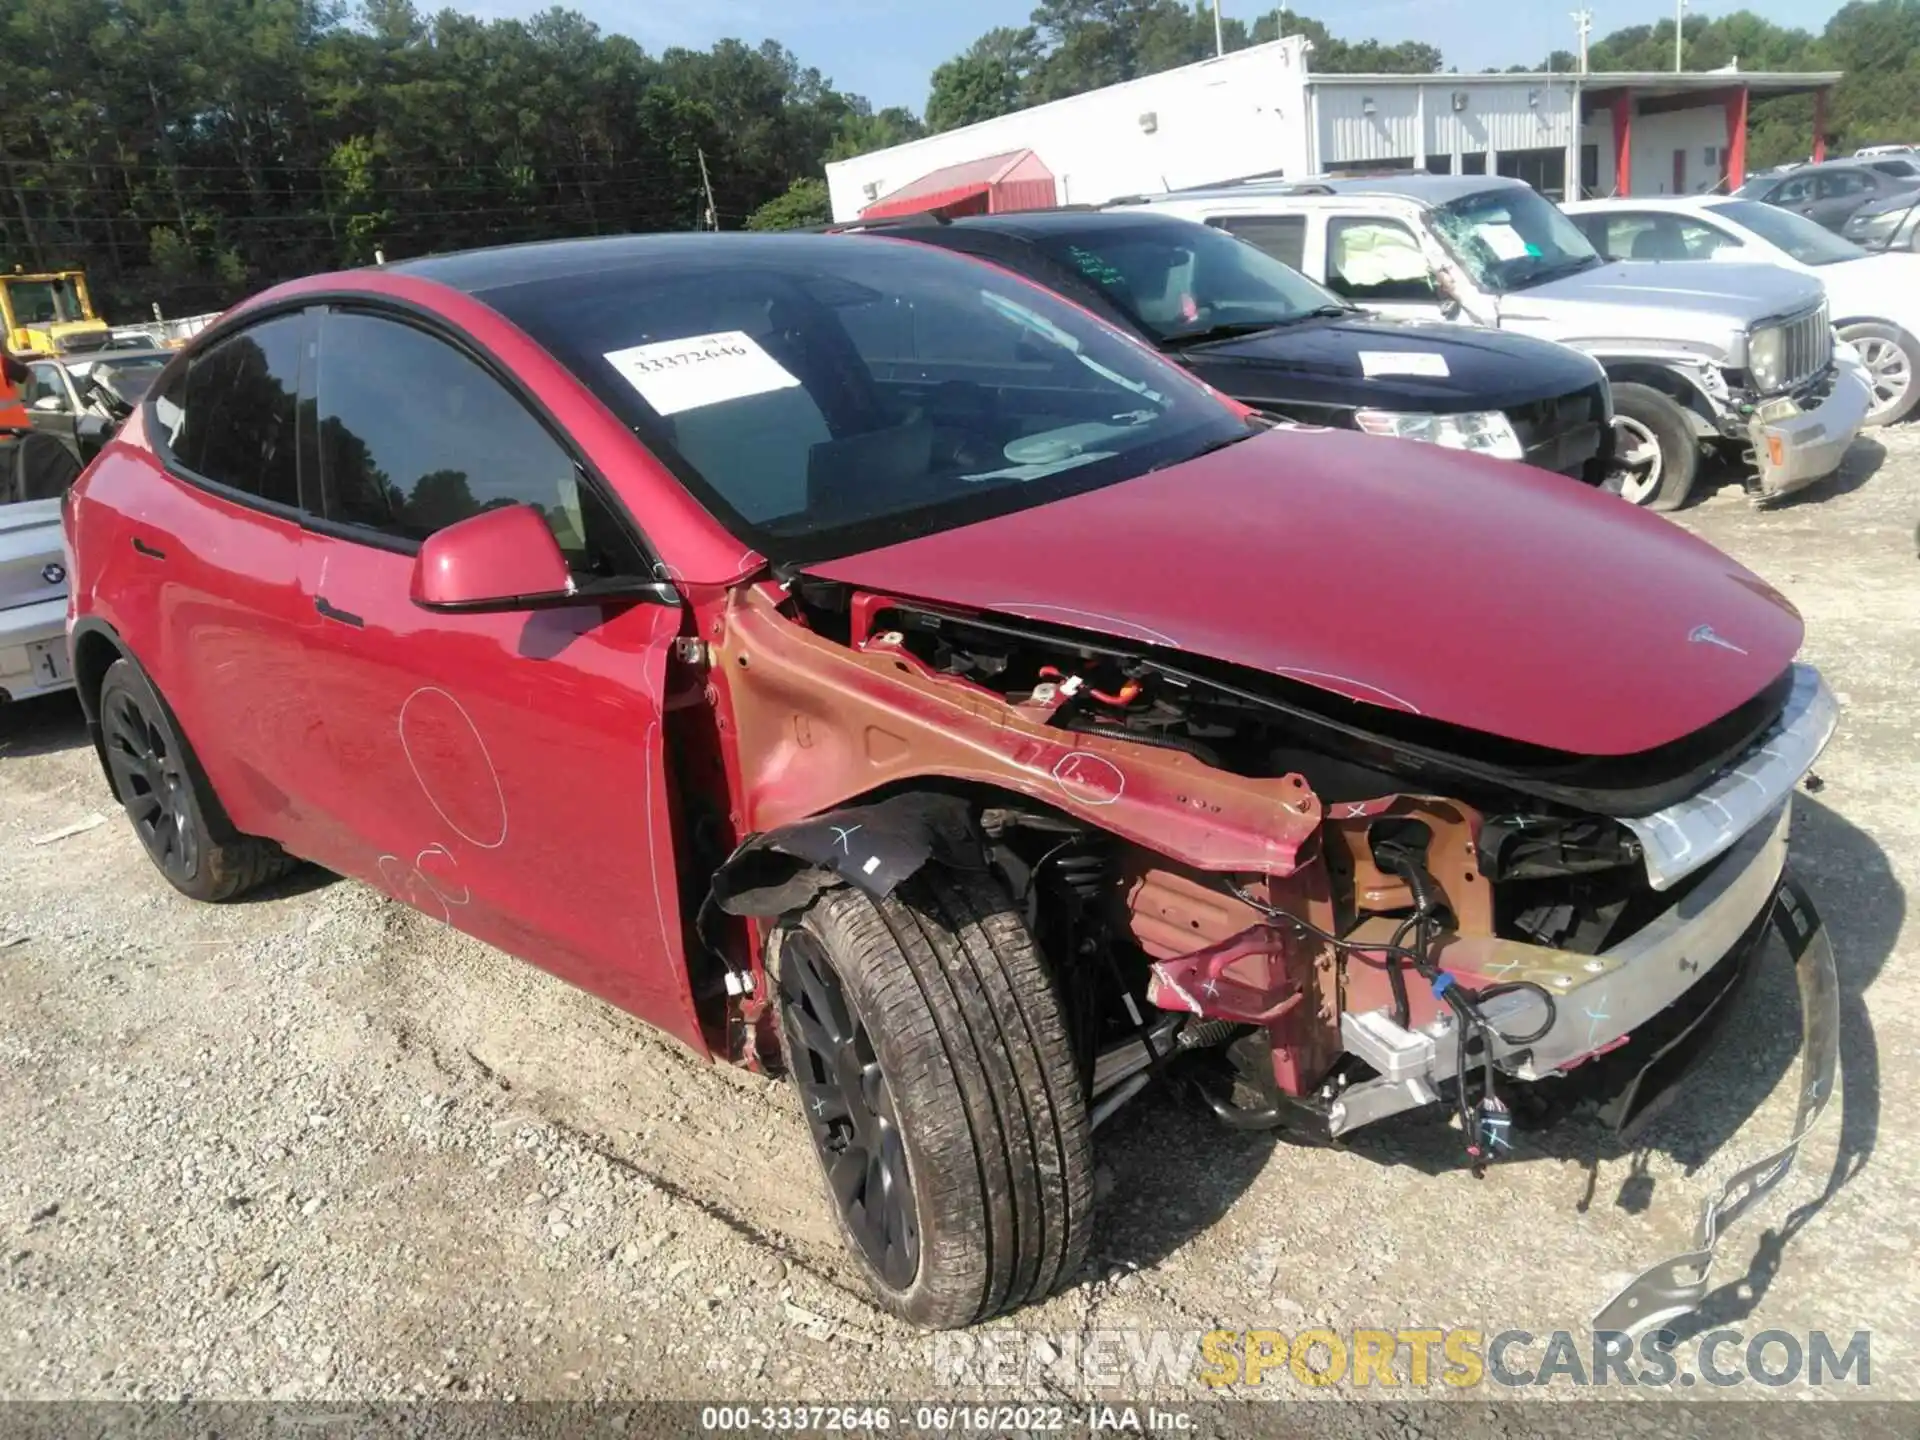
[1707,200,1866,266]
[491,238,1252,563]
[1024,220,1346,344]
[3,277,85,327]
[1870,158,1920,177]
[1428,187,1602,293]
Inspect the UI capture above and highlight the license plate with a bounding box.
[26,640,70,687]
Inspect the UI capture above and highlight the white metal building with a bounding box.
[825,39,1317,223]
[824,40,1840,222]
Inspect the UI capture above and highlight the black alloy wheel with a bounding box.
[94,657,297,903]
[103,677,200,884]
[778,929,920,1290]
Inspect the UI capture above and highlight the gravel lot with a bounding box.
[2,439,1917,1408]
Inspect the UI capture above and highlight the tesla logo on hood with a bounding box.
[1689,624,1747,655]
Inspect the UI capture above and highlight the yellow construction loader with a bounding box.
[2,267,111,356]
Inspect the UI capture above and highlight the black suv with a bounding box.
[853,209,1613,485]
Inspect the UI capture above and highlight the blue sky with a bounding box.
[472,0,1844,111]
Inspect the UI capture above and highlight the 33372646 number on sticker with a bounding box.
[603,330,801,416]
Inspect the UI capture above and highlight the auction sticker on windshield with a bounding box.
[603,331,801,416]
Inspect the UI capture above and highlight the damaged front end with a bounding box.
[704,576,1839,1338]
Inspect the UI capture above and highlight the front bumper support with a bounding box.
[1339,800,1792,1092]
[1746,353,1872,500]
[1591,874,1840,1338]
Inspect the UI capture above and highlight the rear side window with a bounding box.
[1326,217,1437,302]
[1580,212,1736,262]
[1209,215,1308,271]
[314,311,644,575]
[151,313,306,507]
[24,364,70,411]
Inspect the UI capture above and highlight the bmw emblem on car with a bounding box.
[42,563,66,586]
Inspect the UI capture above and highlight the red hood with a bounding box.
[808,428,1802,757]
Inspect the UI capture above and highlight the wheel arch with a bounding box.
[73,621,244,842]
[710,778,1081,920]
[69,616,128,801]
[1602,362,1721,435]
[1832,313,1913,336]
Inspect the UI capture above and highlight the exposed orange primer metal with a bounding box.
[705,587,1497,1097]
[711,585,1323,876]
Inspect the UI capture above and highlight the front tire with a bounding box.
[97,658,295,903]
[773,868,1093,1328]
[1837,321,1920,426]
[1608,383,1700,511]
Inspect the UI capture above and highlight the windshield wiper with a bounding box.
[1163,310,1346,348]
[1512,254,1603,287]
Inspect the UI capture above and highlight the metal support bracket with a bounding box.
[1590,873,1840,1338]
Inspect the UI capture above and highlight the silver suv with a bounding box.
[1113,175,1873,510]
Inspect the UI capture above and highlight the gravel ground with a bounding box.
[2,437,1916,1409]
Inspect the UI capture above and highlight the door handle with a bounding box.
[314,595,364,628]
[131,536,167,559]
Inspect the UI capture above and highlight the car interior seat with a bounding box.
[1630,226,1690,261]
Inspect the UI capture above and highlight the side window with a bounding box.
[1607,214,1694,261]
[1325,217,1436,302]
[25,364,70,411]
[150,312,305,508]
[315,311,643,575]
[1568,213,1610,255]
[1772,176,1813,204]
[1677,219,1739,256]
[1209,215,1308,272]
[1595,214,1655,259]
[1817,171,1868,199]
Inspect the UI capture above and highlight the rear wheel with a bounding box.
[97,658,295,903]
[1608,383,1699,512]
[1837,321,1920,426]
[773,868,1093,1328]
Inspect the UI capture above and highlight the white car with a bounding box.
[1566,196,1920,427]
[1,496,71,703]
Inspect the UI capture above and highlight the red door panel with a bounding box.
[293,533,702,1052]
[68,445,318,846]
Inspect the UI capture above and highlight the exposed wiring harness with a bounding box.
[1227,861,1558,1177]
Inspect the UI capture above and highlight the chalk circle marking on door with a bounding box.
[378,843,473,923]
[398,686,509,850]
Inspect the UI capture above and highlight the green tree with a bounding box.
[828,106,927,161]
[0,0,901,311]
[746,176,831,230]
[927,28,1041,131]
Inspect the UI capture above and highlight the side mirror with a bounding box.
[410,503,579,613]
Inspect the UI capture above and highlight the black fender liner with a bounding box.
[709,792,987,919]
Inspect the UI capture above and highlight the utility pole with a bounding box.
[1675,0,1688,72]
[1212,0,1224,56]
[1571,8,1592,74]
[696,146,719,231]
